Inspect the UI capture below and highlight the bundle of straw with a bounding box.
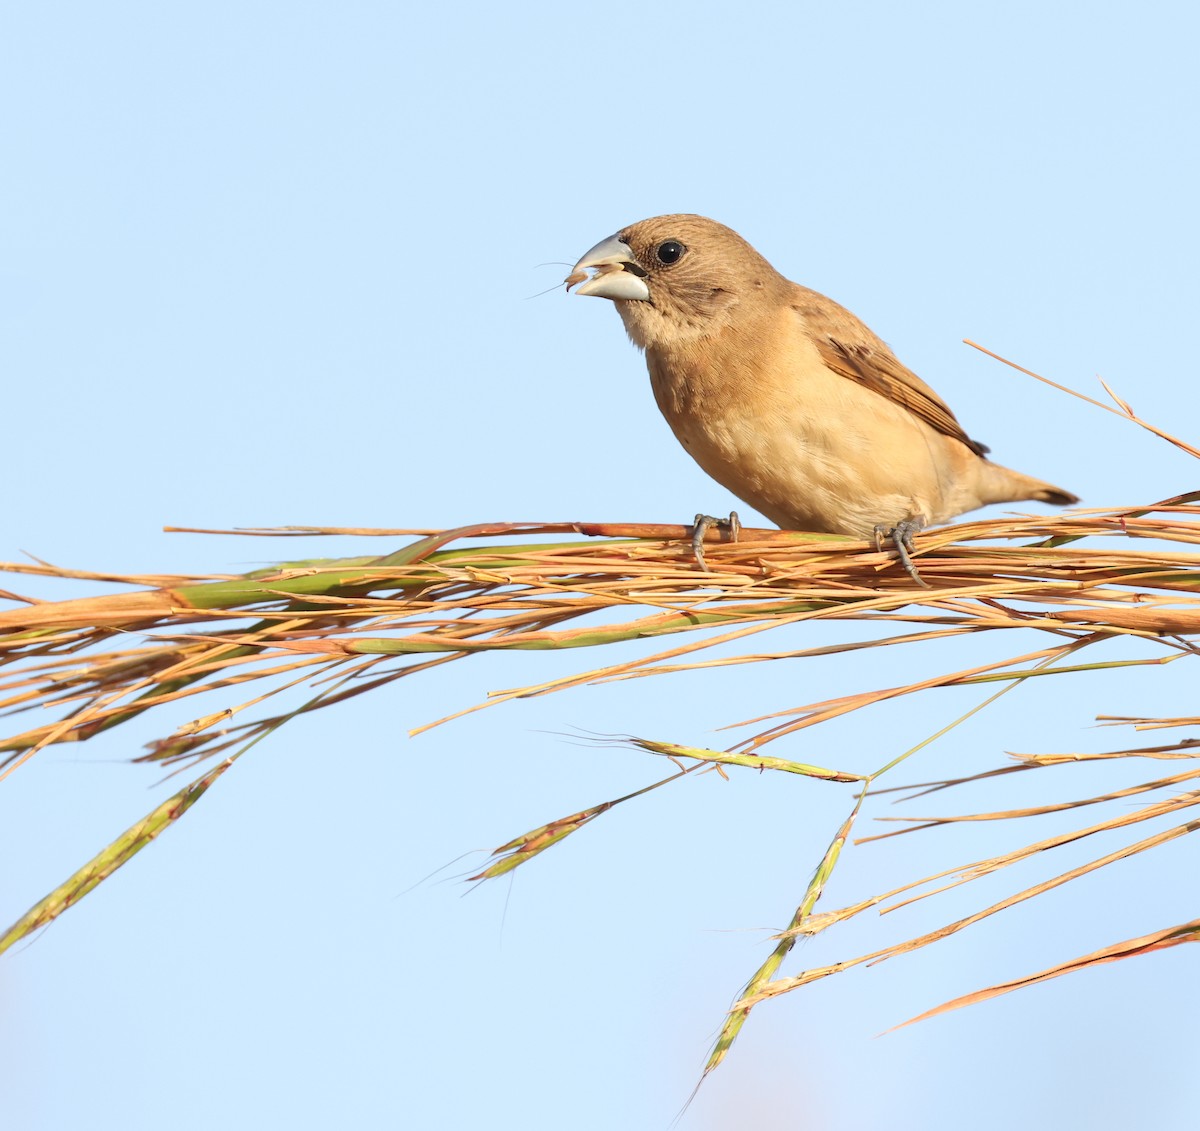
[3,356,1199,1077]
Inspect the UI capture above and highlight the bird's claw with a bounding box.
[690,511,741,570]
[874,516,930,587]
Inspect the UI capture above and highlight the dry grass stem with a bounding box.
[3,353,1199,1082]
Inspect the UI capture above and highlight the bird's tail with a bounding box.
[980,463,1079,508]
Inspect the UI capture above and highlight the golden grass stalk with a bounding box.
[2,351,1198,1082]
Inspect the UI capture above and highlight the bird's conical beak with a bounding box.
[565,234,651,300]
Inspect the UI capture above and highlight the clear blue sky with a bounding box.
[2,4,1197,1128]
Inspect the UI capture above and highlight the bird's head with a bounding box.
[566,214,786,349]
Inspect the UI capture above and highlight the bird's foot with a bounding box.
[690,511,741,571]
[873,516,930,587]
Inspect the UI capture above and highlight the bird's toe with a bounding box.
[689,511,741,570]
[875,516,930,587]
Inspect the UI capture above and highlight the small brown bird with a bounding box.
[566,214,1077,581]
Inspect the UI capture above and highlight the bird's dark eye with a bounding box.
[655,240,686,265]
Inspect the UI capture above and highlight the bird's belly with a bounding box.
[662,394,964,539]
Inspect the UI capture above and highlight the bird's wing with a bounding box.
[793,289,990,457]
